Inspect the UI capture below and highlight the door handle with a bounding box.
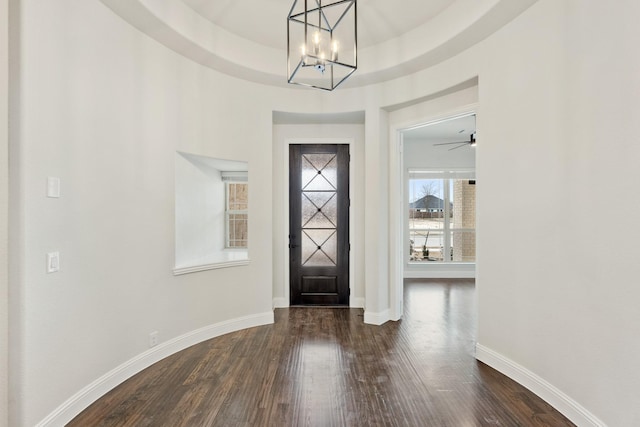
[289,235,297,249]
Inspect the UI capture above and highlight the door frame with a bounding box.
[388,105,478,321]
[282,138,356,307]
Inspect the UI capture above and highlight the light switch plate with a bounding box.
[47,177,60,198]
[47,252,60,273]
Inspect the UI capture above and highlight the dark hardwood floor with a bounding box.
[68,279,575,426]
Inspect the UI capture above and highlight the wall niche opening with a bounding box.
[174,151,249,275]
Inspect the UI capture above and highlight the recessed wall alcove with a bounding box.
[174,152,249,275]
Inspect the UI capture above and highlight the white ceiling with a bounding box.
[403,115,477,167]
[181,0,456,50]
[403,114,476,144]
[100,0,539,88]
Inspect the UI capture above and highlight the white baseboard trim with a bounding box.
[350,297,365,308]
[364,309,390,325]
[272,297,288,308]
[475,344,606,427]
[37,311,274,427]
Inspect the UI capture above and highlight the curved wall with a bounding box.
[11,1,280,425]
[8,0,640,426]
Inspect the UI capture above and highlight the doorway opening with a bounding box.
[390,111,477,320]
[402,114,476,273]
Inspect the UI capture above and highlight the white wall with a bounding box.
[9,0,640,426]
[474,1,640,426]
[12,1,274,425]
[272,124,365,308]
[0,0,9,425]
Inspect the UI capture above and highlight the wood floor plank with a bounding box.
[68,280,575,426]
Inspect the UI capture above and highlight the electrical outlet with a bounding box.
[149,331,159,348]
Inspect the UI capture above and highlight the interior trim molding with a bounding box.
[350,297,365,308]
[173,259,250,276]
[272,297,288,308]
[363,309,390,326]
[388,103,479,323]
[281,138,357,313]
[475,344,606,427]
[36,311,274,427]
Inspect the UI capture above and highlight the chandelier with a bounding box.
[287,0,357,91]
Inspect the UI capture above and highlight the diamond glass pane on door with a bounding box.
[302,154,337,191]
[302,193,337,229]
[302,229,337,266]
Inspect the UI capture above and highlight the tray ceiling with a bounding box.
[100,0,539,88]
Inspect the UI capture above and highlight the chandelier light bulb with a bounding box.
[331,40,339,61]
[313,32,320,55]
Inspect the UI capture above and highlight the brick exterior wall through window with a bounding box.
[452,180,476,262]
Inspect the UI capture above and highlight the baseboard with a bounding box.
[475,344,606,427]
[363,309,390,325]
[350,297,365,308]
[37,311,274,427]
[272,297,288,308]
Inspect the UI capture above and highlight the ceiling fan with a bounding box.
[433,133,476,151]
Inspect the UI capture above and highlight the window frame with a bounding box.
[407,170,476,263]
[225,181,248,249]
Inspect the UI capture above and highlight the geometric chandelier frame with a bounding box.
[287,0,358,91]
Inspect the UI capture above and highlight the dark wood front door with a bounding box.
[289,144,349,306]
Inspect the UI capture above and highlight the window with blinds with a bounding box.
[225,182,248,249]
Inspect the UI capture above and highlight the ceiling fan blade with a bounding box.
[448,143,469,151]
[433,140,467,146]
